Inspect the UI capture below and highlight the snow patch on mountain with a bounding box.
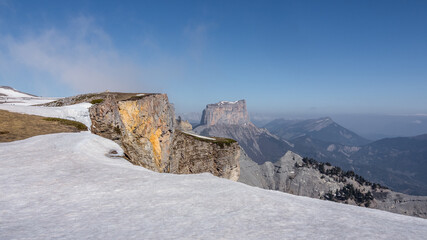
[218,100,239,105]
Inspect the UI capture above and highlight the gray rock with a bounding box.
[373,190,427,218]
[47,92,241,181]
[194,99,293,164]
[238,148,267,188]
[171,131,240,180]
[239,150,427,219]
[240,151,342,198]
[87,92,240,180]
[90,93,175,172]
[200,100,250,126]
[176,117,193,131]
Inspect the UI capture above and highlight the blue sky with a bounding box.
[1,0,426,116]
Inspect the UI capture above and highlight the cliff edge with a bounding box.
[45,92,240,180]
[200,100,250,126]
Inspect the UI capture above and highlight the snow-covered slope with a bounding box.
[0,86,35,98]
[0,103,92,129]
[0,86,56,105]
[1,132,427,239]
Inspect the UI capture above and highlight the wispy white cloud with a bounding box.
[0,15,212,96]
[0,16,158,93]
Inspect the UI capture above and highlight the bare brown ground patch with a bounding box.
[0,109,85,142]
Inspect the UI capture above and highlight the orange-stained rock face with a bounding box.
[89,92,241,180]
[117,94,174,172]
[149,128,162,167]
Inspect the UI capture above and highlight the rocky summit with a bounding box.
[194,99,293,164]
[200,100,250,126]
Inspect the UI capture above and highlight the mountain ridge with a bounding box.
[264,117,371,146]
[239,150,427,218]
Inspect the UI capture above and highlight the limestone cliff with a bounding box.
[81,92,240,180]
[171,131,240,180]
[194,99,293,164]
[90,93,175,172]
[200,100,250,126]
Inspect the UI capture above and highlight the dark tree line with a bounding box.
[297,157,388,189]
[293,156,392,207]
[324,184,374,207]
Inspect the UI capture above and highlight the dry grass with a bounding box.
[43,117,88,131]
[40,92,147,107]
[0,109,86,142]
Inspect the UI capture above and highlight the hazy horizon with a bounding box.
[176,108,427,141]
[1,1,426,128]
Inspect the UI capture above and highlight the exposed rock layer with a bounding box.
[85,92,240,180]
[171,131,240,180]
[176,117,193,131]
[195,99,293,164]
[44,92,241,180]
[90,93,175,172]
[239,150,427,218]
[200,100,249,126]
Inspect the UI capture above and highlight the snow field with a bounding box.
[1,132,426,240]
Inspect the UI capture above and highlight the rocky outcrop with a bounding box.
[239,150,427,218]
[171,131,240,180]
[176,117,193,131]
[90,93,175,172]
[240,151,342,198]
[200,100,250,126]
[373,191,427,218]
[86,92,240,180]
[194,99,293,164]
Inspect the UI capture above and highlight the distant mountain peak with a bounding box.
[265,116,370,146]
[200,99,250,126]
[0,86,38,98]
[194,99,292,164]
[310,117,334,131]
